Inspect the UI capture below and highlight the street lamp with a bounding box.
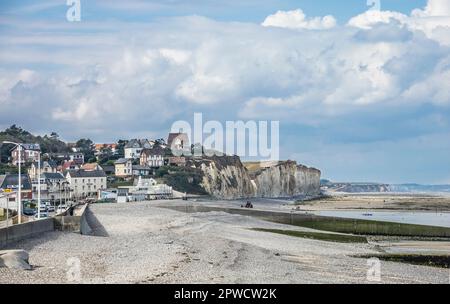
[1,141,42,222]
[64,181,71,206]
[2,141,24,224]
[58,181,62,214]
[37,151,41,220]
[57,180,69,214]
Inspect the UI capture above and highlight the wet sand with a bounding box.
[297,193,450,212]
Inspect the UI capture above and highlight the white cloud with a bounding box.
[1,1,449,183]
[347,10,408,29]
[412,0,450,17]
[262,9,336,30]
[348,0,450,45]
[159,48,191,65]
[402,68,450,106]
[52,99,96,122]
[0,5,449,139]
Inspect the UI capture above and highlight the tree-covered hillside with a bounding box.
[0,125,69,163]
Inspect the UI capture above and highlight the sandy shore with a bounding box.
[297,194,450,212]
[1,200,449,284]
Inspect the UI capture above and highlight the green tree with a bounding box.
[116,140,128,158]
[0,163,18,174]
[75,138,95,161]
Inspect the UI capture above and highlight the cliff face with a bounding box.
[196,156,254,199]
[250,161,321,198]
[189,156,321,199]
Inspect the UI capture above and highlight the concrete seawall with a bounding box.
[0,204,91,248]
[0,218,54,248]
[53,204,89,233]
[78,204,94,235]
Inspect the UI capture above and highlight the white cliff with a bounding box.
[249,161,321,198]
[190,156,321,199]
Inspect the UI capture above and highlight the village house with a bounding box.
[28,160,58,180]
[51,152,85,165]
[114,158,133,177]
[94,143,118,156]
[115,158,155,177]
[10,144,41,166]
[101,165,115,176]
[60,160,80,172]
[81,163,103,171]
[0,174,33,202]
[140,146,165,168]
[124,139,152,159]
[42,172,65,187]
[167,133,189,151]
[67,143,83,153]
[168,156,187,167]
[132,165,153,176]
[65,170,107,199]
[115,177,173,203]
[31,172,66,202]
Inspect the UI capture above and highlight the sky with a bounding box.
[1,0,450,184]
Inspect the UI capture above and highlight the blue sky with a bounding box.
[1,0,450,184]
[0,0,427,22]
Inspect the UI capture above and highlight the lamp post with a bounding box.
[63,181,67,206]
[2,141,23,224]
[37,152,41,220]
[6,194,9,229]
[59,181,62,214]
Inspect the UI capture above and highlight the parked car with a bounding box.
[22,200,36,216]
[34,212,49,219]
[39,204,48,213]
[23,208,36,216]
[56,205,66,214]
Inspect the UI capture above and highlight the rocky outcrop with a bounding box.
[188,156,321,199]
[193,156,255,199]
[0,250,31,270]
[248,161,321,198]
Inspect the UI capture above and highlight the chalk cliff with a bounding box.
[248,161,322,198]
[194,156,255,199]
[187,156,321,199]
